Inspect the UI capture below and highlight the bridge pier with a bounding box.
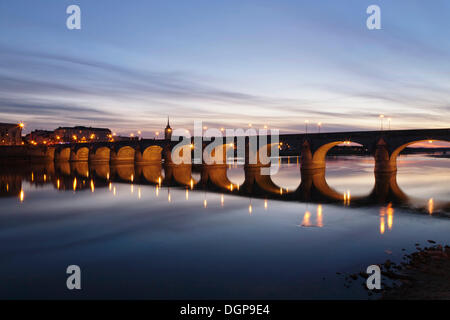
[374,139,397,173]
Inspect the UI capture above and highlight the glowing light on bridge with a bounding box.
[90,180,95,193]
[428,140,433,144]
[230,184,234,191]
[31,172,34,182]
[19,122,25,128]
[130,174,134,182]
[57,179,60,189]
[106,173,110,180]
[73,178,77,191]
[190,179,194,190]
[158,176,162,187]
[428,198,434,215]
[43,174,47,182]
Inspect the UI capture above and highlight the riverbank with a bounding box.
[381,243,450,299]
[344,242,450,299]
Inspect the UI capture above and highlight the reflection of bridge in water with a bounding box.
[1,159,448,215]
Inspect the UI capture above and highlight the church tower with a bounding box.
[164,117,172,140]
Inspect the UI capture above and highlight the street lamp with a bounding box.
[317,122,322,133]
[379,114,385,131]
[155,131,160,139]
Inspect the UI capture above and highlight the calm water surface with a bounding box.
[0,155,449,299]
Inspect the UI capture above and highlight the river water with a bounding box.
[0,154,449,299]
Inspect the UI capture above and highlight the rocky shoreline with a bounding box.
[343,241,450,299]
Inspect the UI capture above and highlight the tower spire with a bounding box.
[167,116,170,127]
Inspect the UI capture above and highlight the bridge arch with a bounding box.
[111,146,136,163]
[390,139,450,165]
[89,147,111,163]
[55,147,71,162]
[136,146,163,164]
[71,147,89,162]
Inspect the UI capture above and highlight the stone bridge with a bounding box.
[38,128,449,174]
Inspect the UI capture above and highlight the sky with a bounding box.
[0,0,449,137]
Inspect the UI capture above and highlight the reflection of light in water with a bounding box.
[19,189,24,203]
[156,186,159,197]
[90,180,95,192]
[343,190,351,205]
[248,204,253,215]
[168,191,171,203]
[428,198,434,215]
[73,178,77,191]
[113,186,116,196]
[380,216,385,234]
[6,183,9,192]
[203,199,207,208]
[31,172,34,182]
[302,211,311,227]
[221,194,224,206]
[317,205,323,227]
[264,199,268,210]
[138,187,141,199]
[109,182,112,191]
[379,203,394,233]
[57,179,60,189]
[131,184,134,193]
[387,203,394,231]
[43,174,47,182]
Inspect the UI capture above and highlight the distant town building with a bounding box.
[25,130,54,145]
[53,126,112,143]
[164,117,172,140]
[0,123,23,145]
